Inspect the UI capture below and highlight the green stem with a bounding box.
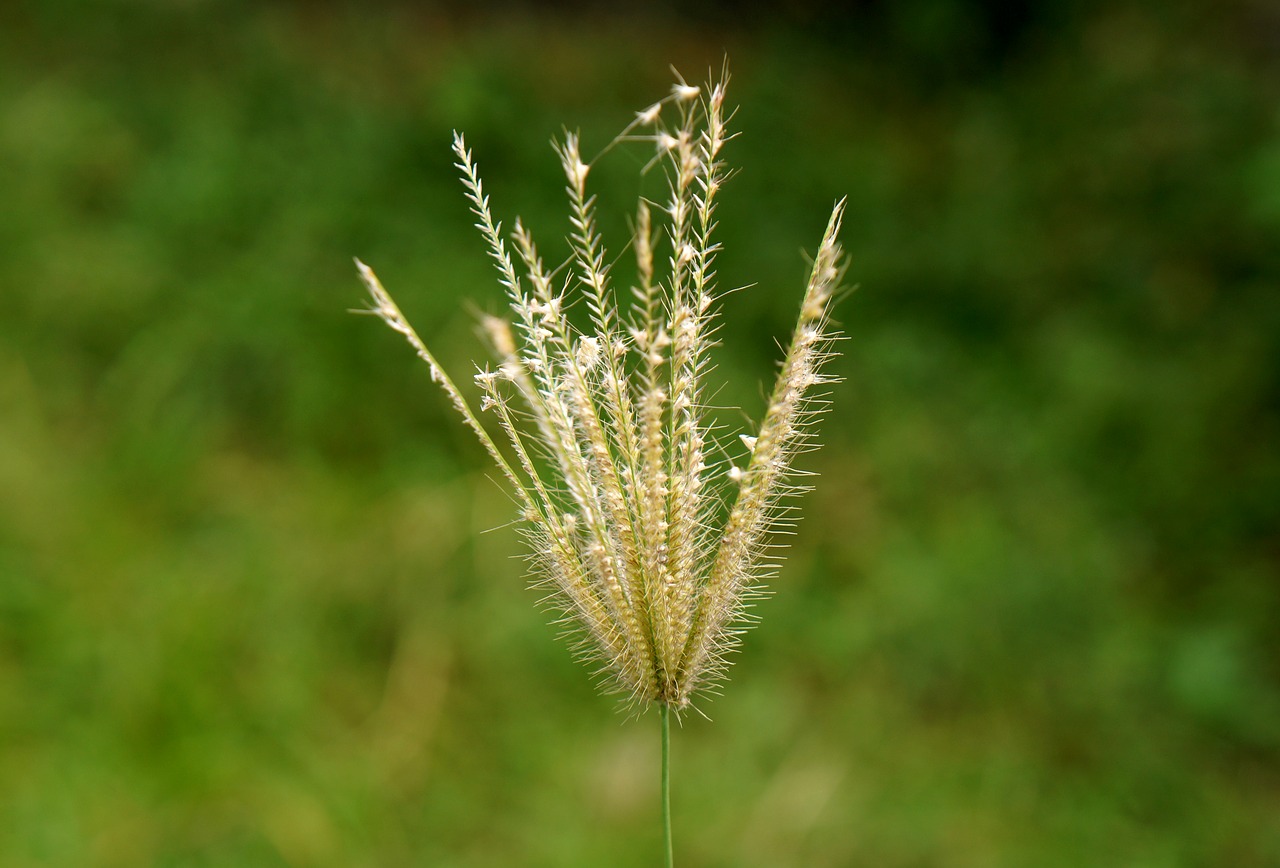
[661,702,673,868]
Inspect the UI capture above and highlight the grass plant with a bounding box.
[359,68,845,863]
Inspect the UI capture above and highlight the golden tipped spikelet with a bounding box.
[358,69,846,712]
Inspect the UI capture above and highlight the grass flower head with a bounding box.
[358,68,846,715]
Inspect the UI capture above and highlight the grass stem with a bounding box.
[661,703,674,867]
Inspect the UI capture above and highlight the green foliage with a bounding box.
[0,2,1277,865]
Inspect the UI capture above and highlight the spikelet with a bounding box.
[359,68,847,712]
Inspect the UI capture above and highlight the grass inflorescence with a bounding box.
[358,68,846,716]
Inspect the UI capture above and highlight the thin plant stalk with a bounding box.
[661,703,673,868]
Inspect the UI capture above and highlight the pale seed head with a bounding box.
[360,68,847,713]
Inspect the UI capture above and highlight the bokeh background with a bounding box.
[2,0,1279,865]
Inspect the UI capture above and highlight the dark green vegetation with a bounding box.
[2,2,1278,865]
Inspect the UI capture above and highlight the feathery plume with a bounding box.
[358,69,847,713]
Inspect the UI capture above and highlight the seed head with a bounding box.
[359,69,848,714]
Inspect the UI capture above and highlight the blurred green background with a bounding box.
[2,0,1278,865]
